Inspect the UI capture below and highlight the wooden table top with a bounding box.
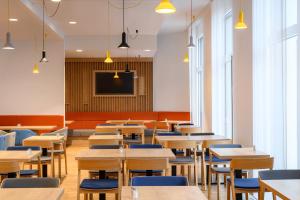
[160,120,191,124]
[260,179,300,200]
[0,126,57,131]
[24,135,64,143]
[121,186,207,200]
[125,148,175,159]
[96,125,146,129]
[75,149,125,160]
[155,135,228,143]
[0,150,41,162]
[0,188,64,200]
[88,135,123,140]
[210,147,269,159]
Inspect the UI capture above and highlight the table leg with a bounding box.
[7,173,17,178]
[146,170,153,176]
[99,170,106,200]
[171,124,175,132]
[42,148,48,177]
[171,149,177,176]
[234,170,243,200]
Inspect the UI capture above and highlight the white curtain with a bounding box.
[253,0,285,169]
[211,0,231,136]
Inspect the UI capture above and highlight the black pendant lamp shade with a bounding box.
[40,50,48,63]
[125,63,130,73]
[118,32,129,48]
[118,0,129,49]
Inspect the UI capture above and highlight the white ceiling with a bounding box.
[0,0,210,57]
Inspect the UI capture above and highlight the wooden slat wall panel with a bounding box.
[65,58,153,112]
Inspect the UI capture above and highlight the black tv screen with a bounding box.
[94,71,135,95]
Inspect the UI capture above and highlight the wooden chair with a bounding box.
[77,159,122,200]
[165,141,199,185]
[227,157,274,200]
[126,120,145,125]
[95,127,119,135]
[23,140,55,177]
[151,121,171,144]
[89,139,121,148]
[121,127,145,145]
[207,144,248,200]
[201,139,232,190]
[124,158,170,186]
[0,162,20,182]
[43,128,68,179]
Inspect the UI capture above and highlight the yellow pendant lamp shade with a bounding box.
[155,0,176,14]
[104,50,113,63]
[235,9,247,29]
[114,71,119,79]
[32,64,39,74]
[183,53,189,63]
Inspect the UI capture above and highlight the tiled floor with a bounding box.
[59,140,236,200]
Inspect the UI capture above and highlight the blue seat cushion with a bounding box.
[175,150,184,155]
[212,167,230,173]
[20,169,39,176]
[205,155,230,163]
[130,170,163,174]
[80,179,118,190]
[227,178,259,189]
[170,156,194,164]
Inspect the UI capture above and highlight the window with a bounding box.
[224,12,233,139]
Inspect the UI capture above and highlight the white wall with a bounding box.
[153,31,190,111]
[232,0,253,146]
[0,39,65,115]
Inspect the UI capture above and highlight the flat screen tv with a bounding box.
[94,71,135,96]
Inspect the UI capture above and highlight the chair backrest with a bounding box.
[78,159,122,171]
[230,157,274,170]
[95,127,119,134]
[127,121,145,125]
[90,145,121,149]
[1,178,60,188]
[43,128,68,141]
[129,144,162,149]
[121,127,144,135]
[89,139,120,147]
[7,146,41,151]
[259,170,300,180]
[13,130,36,146]
[165,140,198,150]
[179,127,202,135]
[0,161,20,174]
[0,135,8,150]
[23,140,54,149]
[190,132,214,136]
[131,176,188,186]
[5,132,16,147]
[156,132,182,136]
[126,159,169,171]
[154,121,170,131]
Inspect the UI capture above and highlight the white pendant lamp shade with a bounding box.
[2,32,15,50]
[187,35,195,48]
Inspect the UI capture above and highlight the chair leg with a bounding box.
[115,193,118,200]
[194,163,198,186]
[272,193,276,200]
[84,193,88,200]
[224,174,227,187]
[246,193,249,200]
[64,147,68,175]
[58,154,62,179]
[217,173,220,200]
[227,182,231,200]
[208,167,212,199]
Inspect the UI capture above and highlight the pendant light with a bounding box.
[114,71,119,79]
[235,0,247,29]
[155,0,176,14]
[187,0,195,48]
[32,64,40,74]
[183,53,189,63]
[3,0,15,50]
[40,0,48,63]
[104,0,113,63]
[118,0,129,49]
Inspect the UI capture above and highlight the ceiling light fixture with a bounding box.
[183,53,189,63]
[69,21,77,25]
[114,71,119,79]
[3,0,15,50]
[144,49,151,52]
[40,0,48,63]
[9,18,18,22]
[32,64,40,74]
[118,0,129,49]
[104,0,113,63]
[187,0,195,48]
[155,0,176,14]
[76,49,83,53]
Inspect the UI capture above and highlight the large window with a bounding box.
[253,0,299,168]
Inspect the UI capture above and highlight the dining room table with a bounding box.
[0,188,64,200]
[210,147,270,200]
[0,125,57,131]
